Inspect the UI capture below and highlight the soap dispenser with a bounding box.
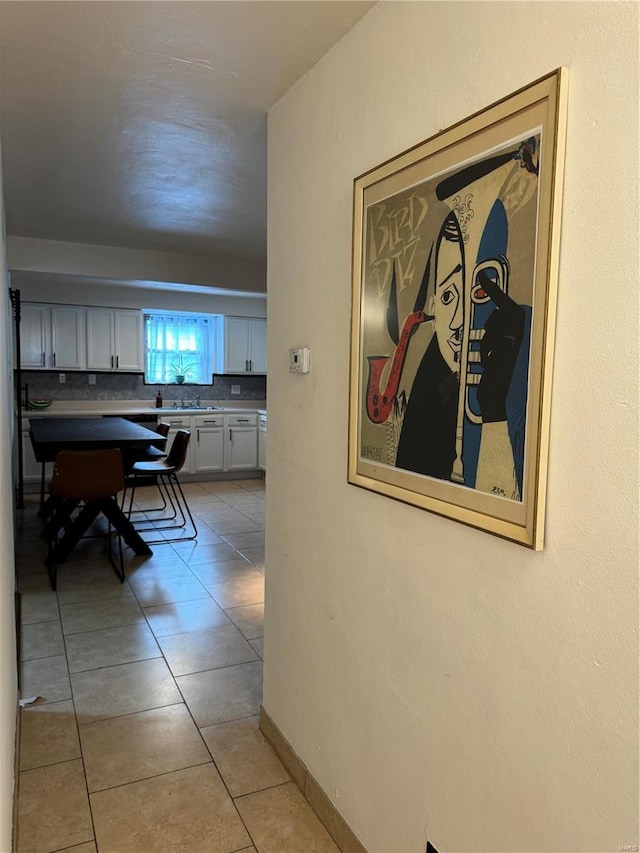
[155,390,163,408]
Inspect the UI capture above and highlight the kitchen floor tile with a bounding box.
[80,703,211,792]
[60,594,144,635]
[189,558,254,586]
[157,623,259,677]
[71,657,181,724]
[20,619,65,660]
[143,596,230,638]
[236,546,265,566]
[169,540,240,565]
[20,590,60,625]
[90,764,251,853]
[128,574,211,607]
[210,517,262,536]
[65,622,161,672]
[235,782,340,853]
[21,654,71,705]
[177,660,263,727]
[17,759,94,853]
[200,715,289,797]
[206,572,265,608]
[221,530,265,549]
[249,637,264,659]
[225,603,264,640]
[19,700,81,771]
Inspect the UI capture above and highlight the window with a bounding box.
[144,311,214,384]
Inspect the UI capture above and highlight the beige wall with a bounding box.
[265,3,639,852]
[0,140,17,851]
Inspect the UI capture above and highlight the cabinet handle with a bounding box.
[52,352,56,366]
[203,420,218,424]
[110,355,113,368]
[197,429,200,442]
[116,355,119,368]
[41,352,45,366]
[229,428,232,441]
[237,418,249,423]
[245,359,248,372]
[249,359,252,372]
[173,420,184,424]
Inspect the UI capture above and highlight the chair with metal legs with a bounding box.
[124,429,197,544]
[122,422,172,515]
[45,448,126,590]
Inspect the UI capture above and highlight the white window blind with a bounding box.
[144,312,214,384]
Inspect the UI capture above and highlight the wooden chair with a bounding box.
[46,448,126,590]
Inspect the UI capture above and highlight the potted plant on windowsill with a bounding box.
[168,356,198,384]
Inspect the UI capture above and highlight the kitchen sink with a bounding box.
[153,406,224,412]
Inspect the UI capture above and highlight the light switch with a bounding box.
[59,373,66,383]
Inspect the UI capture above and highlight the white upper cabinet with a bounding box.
[20,303,86,370]
[216,316,266,374]
[87,308,143,371]
[51,306,86,370]
[20,304,50,369]
[114,310,144,371]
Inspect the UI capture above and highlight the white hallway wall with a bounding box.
[265,3,639,852]
[0,141,17,850]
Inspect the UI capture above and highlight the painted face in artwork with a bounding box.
[430,213,465,374]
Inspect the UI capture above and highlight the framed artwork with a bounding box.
[348,69,568,549]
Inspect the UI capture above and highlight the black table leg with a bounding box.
[37,462,46,517]
[50,502,102,564]
[99,498,152,556]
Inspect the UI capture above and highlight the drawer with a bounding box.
[226,413,257,427]
[161,416,191,428]
[194,415,224,427]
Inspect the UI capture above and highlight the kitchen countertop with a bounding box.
[21,400,266,421]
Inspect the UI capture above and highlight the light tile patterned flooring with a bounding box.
[15,479,339,853]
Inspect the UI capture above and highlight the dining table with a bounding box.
[29,416,162,559]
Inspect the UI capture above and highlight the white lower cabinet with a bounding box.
[226,414,258,471]
[162,412,258,475]
[194,415,225,473]
[22,429,51,484]
[161,416,194,474]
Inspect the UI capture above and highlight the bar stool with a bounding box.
[124,429,197,544]
[45,448,126,590]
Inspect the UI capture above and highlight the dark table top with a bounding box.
[29,417,160,462]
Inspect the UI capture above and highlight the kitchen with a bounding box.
[15,296,268,492]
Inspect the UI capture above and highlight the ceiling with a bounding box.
[0,1,374,269]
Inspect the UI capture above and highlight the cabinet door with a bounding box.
[195,427,225,472]
[86,309,115,369]
[224,317,250,373]
[166,428,194,474]
[51,306,86,370]
[22,430,51,483]
[226,426,258,471]
[258,425,266,471]
[20,304,50,369]
[114,311,143,371]
[248,319,267,373]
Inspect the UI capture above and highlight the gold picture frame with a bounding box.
[348,69,568,549]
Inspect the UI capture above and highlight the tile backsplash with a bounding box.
[20,372,266,403]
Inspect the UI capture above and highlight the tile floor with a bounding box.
[14,478,339,853]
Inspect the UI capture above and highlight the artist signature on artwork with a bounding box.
[362,445,384,462]
[491,486,507,496]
